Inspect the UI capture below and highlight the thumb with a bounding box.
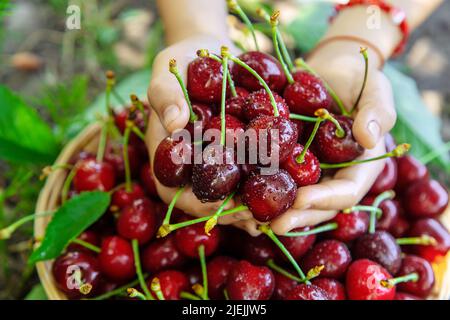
[147,69,190,133]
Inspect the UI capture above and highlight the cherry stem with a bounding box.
[350,47,369,114]
[105,71,115,117]
[199,50,237,97]
[283,222,338,237]
[91,277,144,300]
[71,238,101,253]
[131,239,154,300]
[295,58,349,116]
[127,288,147,300]
[380,272,419,289]
[40,164,73,181]
[163,205,248,236]
[130,94,148,130]
[396,235,437,246]
[344,206,382,218]
[267,259,303,282]
[150,278,165,300]
[257,8,294,71]
[0,212,53,240]
[112,89,127,107]
[258,224,309,284]
[96,120,108,163]
[61,166,77,203]
[198,244,209,300]
[123,121,133,193]
[289,113,318,122]
[224,289,230,300]
[169,59,198,123]
[131,126,146,142]
[270,11,294,84]
[220,48,229,146]
[420,141,450,165]
[226,53,279,116]
[296,117,323,163]
[227,0,259,51]
[180,291,202,300]
[320,144,411,169]
[158,186,185,238]
[318,109,345,138]
[205,191,236,235]
[373,190,396,207]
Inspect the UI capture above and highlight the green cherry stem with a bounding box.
[380,273,419,289]
[91,277,144,300]
[267,259,303,282]
[198,244,209,300]
[157,186,185,238]
[169,59,198,123]
[320,144,411,169]
[162,205,248,236]
[0,212,53,240]
[226,52,279,116]
[258,224,308,284]
[180,291,202,300]
[96,120,108,163]
[198,49,237,97]
[224,289,230,300]
[130,94,148,130]
[396,235,437,246]
[295,58,349,116]
[350,47,369,114]
[283,222,338,237]
[270,11,294,84]
[150,278,165,300]
[61,166,77,203]
[131,239,154,300]
[105,71,115,117]
[373,190,396,208]
[123,121,133,193]
[127,288,147,300]
[227,0,259,51]
[257,8,294,71]
[71,238,101,253]
[289,113,319,122]
[220,47,229,146]
[205,191,236,235]
[296,116,323,163]
[344,206,382,218]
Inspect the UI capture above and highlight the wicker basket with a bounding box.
[35,123,450,300]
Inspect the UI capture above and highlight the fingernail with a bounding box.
[163,105,179,130]
[367,121,380,142]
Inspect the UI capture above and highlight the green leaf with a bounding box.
[385,64,450,171]
[25,284,48,300]
[286,3,334,53]
[0,85,59,164]
[66,69,151,139]
[29,191,111,264]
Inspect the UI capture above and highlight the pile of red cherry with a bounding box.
[50,54,450,299]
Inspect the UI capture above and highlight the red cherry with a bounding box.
[286,284,330,300]
[141,234,186,274]
[402,179,449,219]
[302,240,352,279]
[207,256,238,299]
[153,136,193,188]
[192,145,241,202]
[226,260,275,300]
[395,292,423,300]
[312,115,364,163]
[139,163,158,198]
[231,51,287,93]
[116,198,156,245]
[187,57,223,103]
[174,222,221,258]
[111,183,145,210]
[407,218,450,263]
[283,71,332,117]
[241,170,297,222]
[389,216,410,238]
[327,211,369,242]
[246,115,298,163]
[312,278,346,300]
[73,159,116,192]
[361,196,400,231]
[205,114,245,146]
[242,89,290,121]
[352,231,402,275]
[369,158,398,195]
[113,105,148,138]
[396,255,435,298]
[52,251,102,299]
[346,259,395,300]
[67,231,100,253]
[224,87,249,120]
[185,102,213,137]
[272,272,298,300]
[99,236,135,281]
[149,270,189,300]
[281,144,321,187]
[277,227,316,262]
[395,155,429,192]
[242,234,276,265]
